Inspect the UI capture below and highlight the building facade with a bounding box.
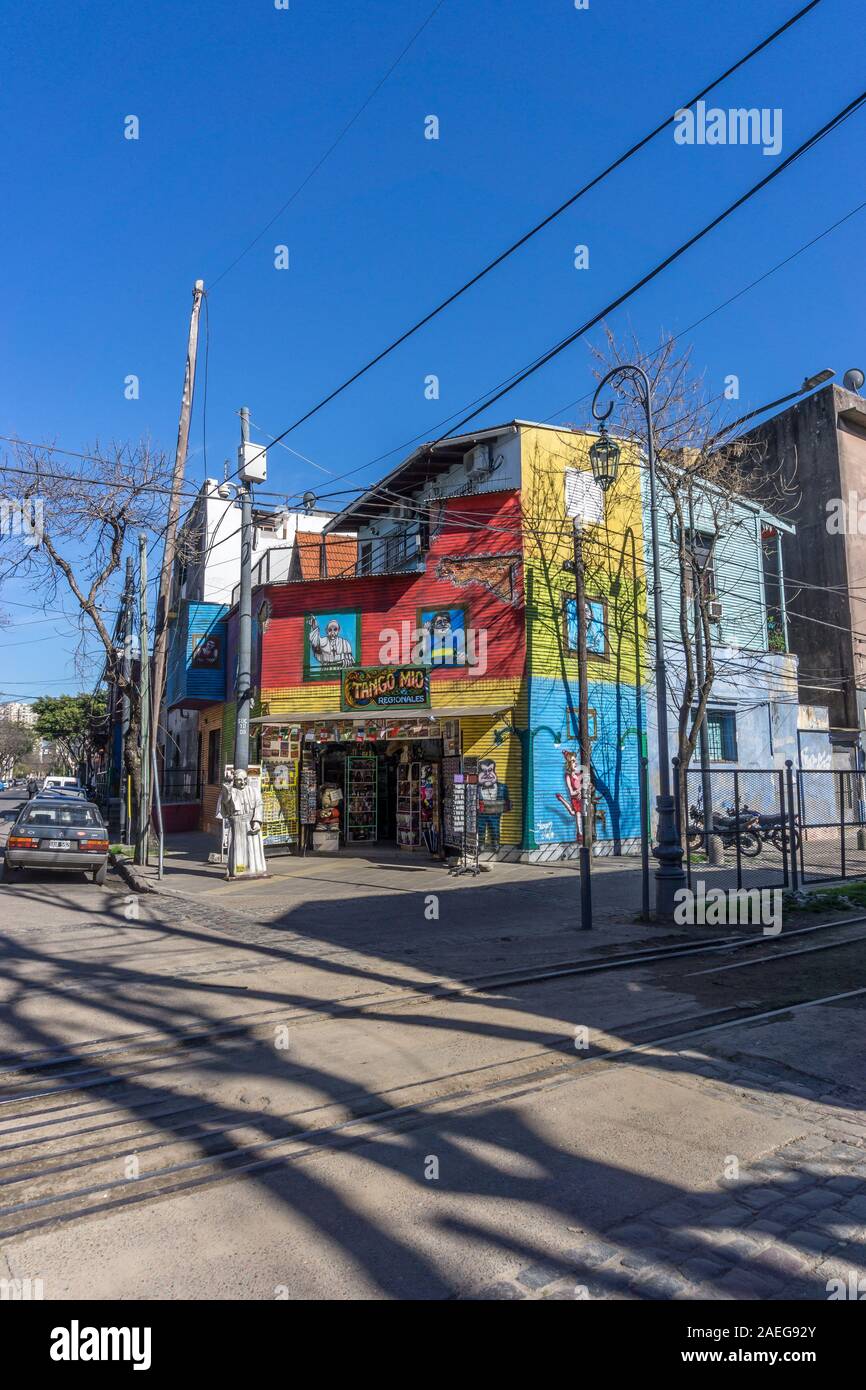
[746,380,866,768]
[205,422,650,861]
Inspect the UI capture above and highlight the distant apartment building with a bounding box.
[0,701,37,727]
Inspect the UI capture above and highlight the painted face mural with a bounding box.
[476,758,511,852]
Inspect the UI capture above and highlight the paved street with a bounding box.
[0,788,865,1301]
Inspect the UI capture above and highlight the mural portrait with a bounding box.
[305,610,361,680]
[418,606,468,667]
[564,595,608,658]
[191,633,222,669]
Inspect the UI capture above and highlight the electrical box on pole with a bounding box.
[238,441,267,483]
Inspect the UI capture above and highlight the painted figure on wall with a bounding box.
[477,757,511,852]
[555,748,583,842]
[419,607,466,666]
[307,612,359,676]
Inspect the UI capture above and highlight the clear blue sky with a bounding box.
[2,0,864,697]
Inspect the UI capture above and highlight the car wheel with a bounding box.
[93,862,108,886]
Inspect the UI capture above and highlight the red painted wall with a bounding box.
[257,491,525,689]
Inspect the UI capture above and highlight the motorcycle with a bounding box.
[687,804,762,857]
[732,804,801,855]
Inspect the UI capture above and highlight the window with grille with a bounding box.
[706,709,737,762]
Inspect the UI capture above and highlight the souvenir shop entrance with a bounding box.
[253,712,463,857]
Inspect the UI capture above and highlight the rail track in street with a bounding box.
[0,912,864,1242]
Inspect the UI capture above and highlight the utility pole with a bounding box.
[150,279,205,800]
[572,520,593,931]
[119,556,134,845]
[137,534,151,866]
[234,406,253,773]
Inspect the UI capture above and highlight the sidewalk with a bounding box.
[116,830,697,962]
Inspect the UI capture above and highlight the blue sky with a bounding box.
[2,0,865,696]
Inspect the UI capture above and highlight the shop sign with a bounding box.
[341,664,430,712]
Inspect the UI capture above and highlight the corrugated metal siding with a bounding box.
[649,489,769,652]
[258,492,526,690]
[167,601,228,707]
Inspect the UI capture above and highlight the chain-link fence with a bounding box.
[795,768,866,884]
[677,763,792,892]
[673,760,866,893]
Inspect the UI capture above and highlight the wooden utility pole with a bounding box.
[149,279,205,798]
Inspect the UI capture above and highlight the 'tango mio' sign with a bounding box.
[341,665,430,712]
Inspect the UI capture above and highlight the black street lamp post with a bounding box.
[590,364,686,919]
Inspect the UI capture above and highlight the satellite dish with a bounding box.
[843,368,865,394]
[302,490,317,514]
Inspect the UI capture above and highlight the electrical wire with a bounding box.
[206,0,450,291]
[253,0,826,444]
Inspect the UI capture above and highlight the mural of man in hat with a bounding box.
[477,757,511,852]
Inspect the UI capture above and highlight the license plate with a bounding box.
[48,840,72,850]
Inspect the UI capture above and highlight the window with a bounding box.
[357,541,373,576]
[563,595,608,658]
[384,527,408,569]
[706,709,737,762]
[688,530,717,598]
[207,728,222,785]
[23,805,102,827]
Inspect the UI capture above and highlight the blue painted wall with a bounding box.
[528,675,645,849]
[167,601,228,709]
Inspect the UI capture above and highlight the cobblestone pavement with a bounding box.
[462,1052,866,1301]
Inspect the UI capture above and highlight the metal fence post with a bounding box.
[779,768,789,889]
[733,768,742,891]
[640,755,650,920]
[785,760,799,893]
[840,770,847,880]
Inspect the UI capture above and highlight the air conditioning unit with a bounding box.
[707,600,723,623]
[465,445,487,474]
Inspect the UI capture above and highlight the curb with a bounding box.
[109,851,160,896]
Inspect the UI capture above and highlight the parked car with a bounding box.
[32,786,88,802]
[0,781,7,792]
[2,799,109,884]
[42,776,83,793]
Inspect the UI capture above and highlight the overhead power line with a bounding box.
[254,0,825,447]
[207,0,449,290]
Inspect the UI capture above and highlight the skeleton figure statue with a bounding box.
[216,769,267,879]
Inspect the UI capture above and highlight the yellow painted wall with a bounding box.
[260,675,526,847]
[518,424,647,688]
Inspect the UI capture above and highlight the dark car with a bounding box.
[3,799,109,885]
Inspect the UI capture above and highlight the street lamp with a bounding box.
[589,424,620,493]
[591,364,686,920]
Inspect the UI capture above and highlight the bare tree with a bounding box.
[588,328,793,821]
[0,441,171,835]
